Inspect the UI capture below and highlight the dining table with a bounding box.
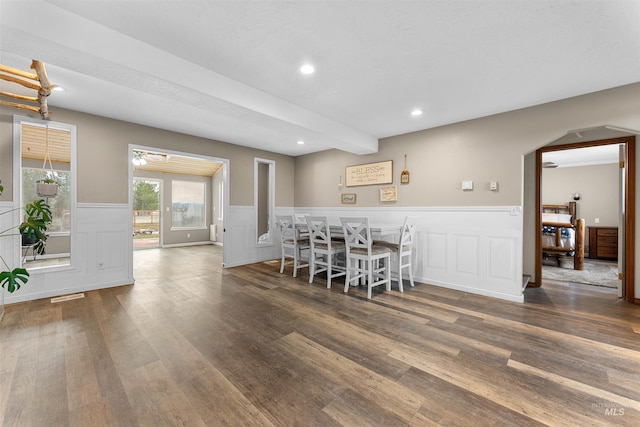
[295,220,401,241]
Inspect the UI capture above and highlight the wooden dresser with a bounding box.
[588,226,618,260]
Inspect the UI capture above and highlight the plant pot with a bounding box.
[22,233,37,246]
[36,183,58,198]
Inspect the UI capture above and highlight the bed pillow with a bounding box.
[557,214,573,224]
[542,213,558,222]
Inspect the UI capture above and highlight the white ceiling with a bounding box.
[543,143,620,168]
[1,0,639,156]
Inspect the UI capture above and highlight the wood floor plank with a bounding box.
[67,399,114,427]
[371,300,513,360]
[208,336,342,425]
[608,369,640,396]
[389,345,618,426]
[64,331,103,411]
[120,360,207,426]
[374,292,462,323]
[399,366,547,427]
[1,245,639,425]
[507,359,640,413]
[0,340,21,426]
[322,387,408,426]
[399,289,640,362]
[125,314,275,426]
[278,332,424,423]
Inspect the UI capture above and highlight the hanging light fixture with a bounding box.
[132,151,147,166]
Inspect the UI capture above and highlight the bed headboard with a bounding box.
[542,201,576,225]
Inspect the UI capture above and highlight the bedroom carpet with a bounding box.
[542,257,619,288]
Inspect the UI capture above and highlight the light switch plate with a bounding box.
[462,180,473,190]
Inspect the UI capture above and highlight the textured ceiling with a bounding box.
[1,0,639,156]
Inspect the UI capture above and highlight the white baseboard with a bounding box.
[4,278,134,305]
[162,241,214,248]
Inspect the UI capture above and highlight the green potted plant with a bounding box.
[0,179,52,293]
[36,176,59,198]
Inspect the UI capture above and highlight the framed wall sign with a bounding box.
[345,160,393,187]
[400,154,410,184]
[341,193,356,204]
[380,186,397,202]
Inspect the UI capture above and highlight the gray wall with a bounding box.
[295,83,640,208]
[295,83,640,288]
[542,163,619,252]
[1,106,296,207]
[542,163,619,227]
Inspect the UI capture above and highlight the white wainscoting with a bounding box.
[3,203,134,305]
[222,205,292,267]
[3,202,524,304]
[292,206,524,302]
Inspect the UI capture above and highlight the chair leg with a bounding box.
[408,257,415,287]
[397,253,404,293]
[344,257,351,293]
[367,264,374,300]
[293,247,299,278]
[326,256,332,289]
[385,255,391,292]
[280,249,286,274]
[309,252,315,284]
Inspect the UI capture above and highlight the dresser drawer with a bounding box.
[597,236,618,247]
[589,226,618,261]
[597,229,618,237]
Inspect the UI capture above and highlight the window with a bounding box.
[171,180,206,229]
[22,167,71,233]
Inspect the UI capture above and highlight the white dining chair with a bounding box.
[275,214,309,277]
[306,216,346,288]
[294,213,310,237]
[340,216,391,299]
[374,216,418,292]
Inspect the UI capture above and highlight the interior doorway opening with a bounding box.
[129,145,229,267]
[534,129,636,303]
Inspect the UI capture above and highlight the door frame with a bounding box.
[128,144,230,267]
[534,136,636,303]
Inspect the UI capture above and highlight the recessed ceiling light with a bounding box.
[297,140,305,145]
[52,86,66,92]
[299,64,315,75]
[411,109,423,116]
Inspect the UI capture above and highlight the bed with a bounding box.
[541,202,585,270]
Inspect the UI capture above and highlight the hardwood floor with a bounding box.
[1,245,639,426]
